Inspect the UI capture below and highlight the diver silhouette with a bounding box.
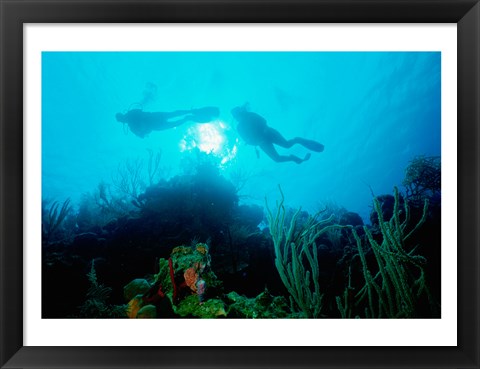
[116,106,220,138]
[231,105,324,164]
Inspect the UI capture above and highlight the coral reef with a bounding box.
[176,295,227,318]
[119,243,294,319]
[226,289,292,318]
[403,155,441,206]
[77,260,126,318]
[119,243,223,318]
[42,156,441,319]
[42,198,73,244]
[336,187,437,318]
[137,304,157,319]
[124,278,150,301]
[265,186,349,318]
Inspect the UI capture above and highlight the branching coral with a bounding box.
[337,187,436,318]
[266,186,348,318]
[403,155,440,206]
[42,198,72,244]
[146,148,163,186]
[112,157,145,200]
[111,149,165,201]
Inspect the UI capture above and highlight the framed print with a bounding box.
[1,0,479,368]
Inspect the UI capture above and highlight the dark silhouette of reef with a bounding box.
[42,155,441,319]
[42,160,281,317]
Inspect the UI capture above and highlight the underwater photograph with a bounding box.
[41,51,441,319]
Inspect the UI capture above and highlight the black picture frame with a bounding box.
[1,1,479,368]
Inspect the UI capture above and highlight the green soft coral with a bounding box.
[338,187,437,318]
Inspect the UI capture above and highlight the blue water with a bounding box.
[42,52,440,222]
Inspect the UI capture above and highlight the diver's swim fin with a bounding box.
[191,106,220,123]
[295,138,325,152]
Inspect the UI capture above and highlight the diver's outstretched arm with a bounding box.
[259,143,311,164]
[159,115,196,130]
[161,110,193,119]
[163,107,220,122]
[152,109,217,130]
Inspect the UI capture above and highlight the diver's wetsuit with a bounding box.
[232,107,324,164]
[117,107,220,138]
[235,111,268,146]
[122,109,192,138]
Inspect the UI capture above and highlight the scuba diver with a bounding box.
[231,104,324,164]
[116,106,220,138]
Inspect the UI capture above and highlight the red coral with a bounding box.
[142,282,165,304]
